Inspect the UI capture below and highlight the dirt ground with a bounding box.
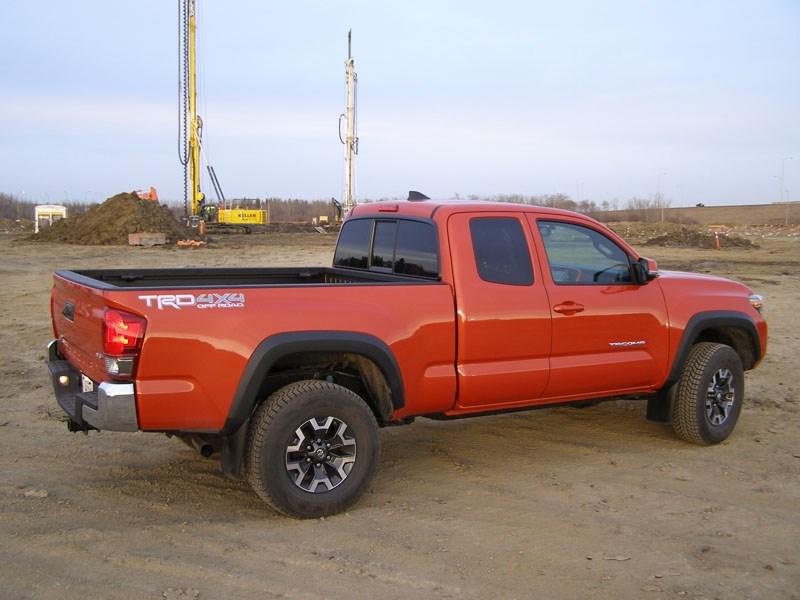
[1,230,798,600]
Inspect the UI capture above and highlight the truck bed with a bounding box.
[55,266,441,290]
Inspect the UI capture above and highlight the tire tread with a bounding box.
[672,342,742,446]
[245,380,379,517]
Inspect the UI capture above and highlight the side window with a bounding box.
[470,217,534,286]
[371,221,396,271]
[333,219,371,269]
[394,220,439,278]
[334,218,440,279]
[537,221,633,284]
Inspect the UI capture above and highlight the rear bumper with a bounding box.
[47,340,139,432]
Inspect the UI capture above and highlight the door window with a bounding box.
[470,217,534,286]
[537,221,633,284]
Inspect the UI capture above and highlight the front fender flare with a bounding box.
[664,310,762,389]
[647,310,761,423]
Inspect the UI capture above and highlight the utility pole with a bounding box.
[657,171,667,221]
[340,30,359,214]
[781,157,793,226]
[779,157,792,204]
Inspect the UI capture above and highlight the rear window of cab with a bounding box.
[334,218,440,279]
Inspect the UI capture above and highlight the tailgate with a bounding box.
[51,271,115,384]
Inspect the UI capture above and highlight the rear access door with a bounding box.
[447,211,552,413]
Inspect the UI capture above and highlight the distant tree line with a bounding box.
[463,193,600,213]
[1,190,679,229]
[594,193,677,223]
[450,192,673,222]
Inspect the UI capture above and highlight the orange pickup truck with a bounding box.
[47,199,767,517]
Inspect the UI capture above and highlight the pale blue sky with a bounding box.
[1,0,798,208]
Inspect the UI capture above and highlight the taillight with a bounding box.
[104,309,146,354]
[50,286,57,337]
[102,309,146,379]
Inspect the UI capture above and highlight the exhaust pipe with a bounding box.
[190,436,214,458]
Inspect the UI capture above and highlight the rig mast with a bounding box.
[179,0,205,220]
[340,30,359,214]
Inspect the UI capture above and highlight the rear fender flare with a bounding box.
[222,331,404,435]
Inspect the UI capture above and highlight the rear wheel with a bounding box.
[245,380,380,518]
[672,342,744,445]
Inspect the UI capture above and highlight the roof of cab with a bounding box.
[347,199,596,222]
[345,198,636,256]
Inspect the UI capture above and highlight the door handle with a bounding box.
[553,301,585,315]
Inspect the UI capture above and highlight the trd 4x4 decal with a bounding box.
[138,293,245,310]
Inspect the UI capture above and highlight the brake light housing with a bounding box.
[102,309,146,379]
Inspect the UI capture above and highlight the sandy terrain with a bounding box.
[1,231,798,600]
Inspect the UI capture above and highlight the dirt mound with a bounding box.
[644,226,758,249]
[33,192,188,245]
[607,221,690,243]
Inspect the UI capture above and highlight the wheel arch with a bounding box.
[665,311,762,388]
[648,313,759,424]
[222,331,404,436]
[219,332,403,480]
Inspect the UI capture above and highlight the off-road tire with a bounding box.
[245,380,380,518]
[672,342,744,445]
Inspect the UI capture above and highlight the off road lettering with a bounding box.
[196,293,245,309]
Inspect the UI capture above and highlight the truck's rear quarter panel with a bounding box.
[133,283,457,430]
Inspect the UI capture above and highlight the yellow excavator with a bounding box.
[178,0,266,233]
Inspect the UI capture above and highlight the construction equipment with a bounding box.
[331,198,343,223]
[178,0,266,231]
[135,187,159,201]
[218,208,267,226]
[178,0,202,225]
[338,30,358,215]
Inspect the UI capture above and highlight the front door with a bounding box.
[528,216,669,398]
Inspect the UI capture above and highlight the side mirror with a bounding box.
[636,257,659,282]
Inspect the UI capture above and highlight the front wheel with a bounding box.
[245,380,380,518]
[672,342,744,445]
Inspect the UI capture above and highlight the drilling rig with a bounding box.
[339,30,359,215]
[178,0,266,232]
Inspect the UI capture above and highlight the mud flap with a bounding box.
[220,418,249,479]
[646,385,676,423]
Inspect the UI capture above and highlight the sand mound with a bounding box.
[33,192,188,245]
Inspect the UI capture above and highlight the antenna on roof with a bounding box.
[407,191,430,201]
